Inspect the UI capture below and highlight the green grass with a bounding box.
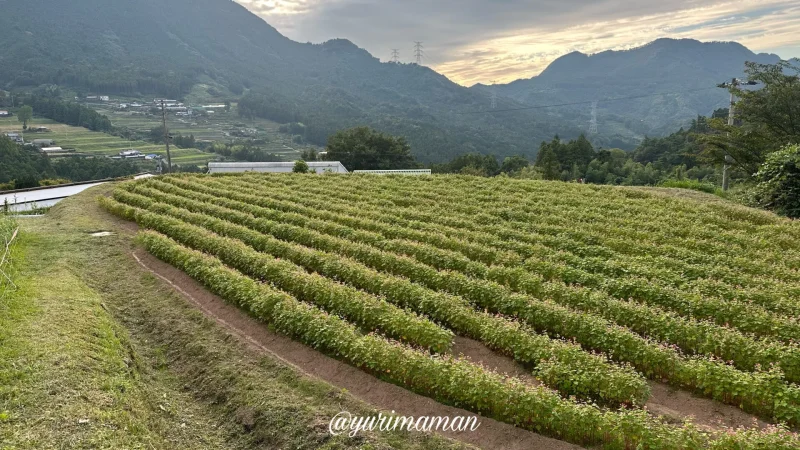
[658,179,726,197]
[0,186,467,450]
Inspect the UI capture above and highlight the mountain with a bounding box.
[0,0,586,163]
[485,39,782,147]
[0,2,785,161]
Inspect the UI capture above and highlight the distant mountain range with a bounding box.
[0,0,788,161]
[477,38,783,145]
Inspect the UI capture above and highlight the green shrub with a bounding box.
[292,160,309,173]
[659,179,721,195]
[753,144,800,218]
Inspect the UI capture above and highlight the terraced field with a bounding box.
[91,104,306,161]
[101,173,800,449]
[0,117,215,166]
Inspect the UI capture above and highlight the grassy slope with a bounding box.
[0,185,466,450]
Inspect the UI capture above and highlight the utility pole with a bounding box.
[717,78,758,191]
[589,101,598,134]
[160,100,173,173]
[391,49,400,63]
[490,80,497,109]
[413,42,424,65]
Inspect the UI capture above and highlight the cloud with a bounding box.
[235,0,800,85]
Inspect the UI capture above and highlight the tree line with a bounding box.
[0,137,140,190]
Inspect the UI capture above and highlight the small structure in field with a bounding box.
[5,133,23,144]
[0,110,11,117]
[119,149,144,159]
[40,146,72,154]
[32,139,55,148]
[208,161,349,174]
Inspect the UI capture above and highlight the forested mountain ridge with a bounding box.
[486,39,783,140]
[0,0,786,162]
[1,0,585,162]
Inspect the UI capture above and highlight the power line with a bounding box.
[589,100,598,134]
[413,42,424,65]
[455,86,719,115]
[391,49,400,63]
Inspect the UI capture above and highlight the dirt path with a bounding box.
[645,381,767,431]
[132,249,583,450]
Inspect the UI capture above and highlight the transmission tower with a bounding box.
[490,80,498,109]
[589,101,598,134]
[391,49,400,63]
[413,41,424,65]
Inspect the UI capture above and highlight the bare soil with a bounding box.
[451,336,541,386]
[645,381,767,431]
[451,329,766,432]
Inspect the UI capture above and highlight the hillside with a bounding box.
[486,39,782,145]
[4,174,800,448]
[0,1,790,160]
[0,0,587,163]
[0,188,473,450]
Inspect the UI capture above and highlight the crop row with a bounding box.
[115,181,800,426]
[221,176,800,321]
[339,173,793,242]
[122,223,800,450]
[243,173,800,280]
[146,177,800,379]
[243,173,794,260]
[111,190,650,407]
[240,174,800,290]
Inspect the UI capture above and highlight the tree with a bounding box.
[535,146,561,181]
[751,144,800,218]
[293,160,309,173]
[698,61,800,175]
[500,155,530,174]
[300,148,317,161]
[430,153,499,176]
[324,126,417,171]
[17,105,33,129]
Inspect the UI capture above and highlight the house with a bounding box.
[30,127,49,133]
[208,161,349,174]
[0,111,10,117]
[5,133,23,144]
[32,139,55,148]
[119,149,143,158]
[40,146,69,154]
[99,96,110,102]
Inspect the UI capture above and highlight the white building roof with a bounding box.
[0,182,106,212]
[353,169,431,175]
[208,161,349,174]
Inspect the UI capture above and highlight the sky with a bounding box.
[235,0,800,86]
